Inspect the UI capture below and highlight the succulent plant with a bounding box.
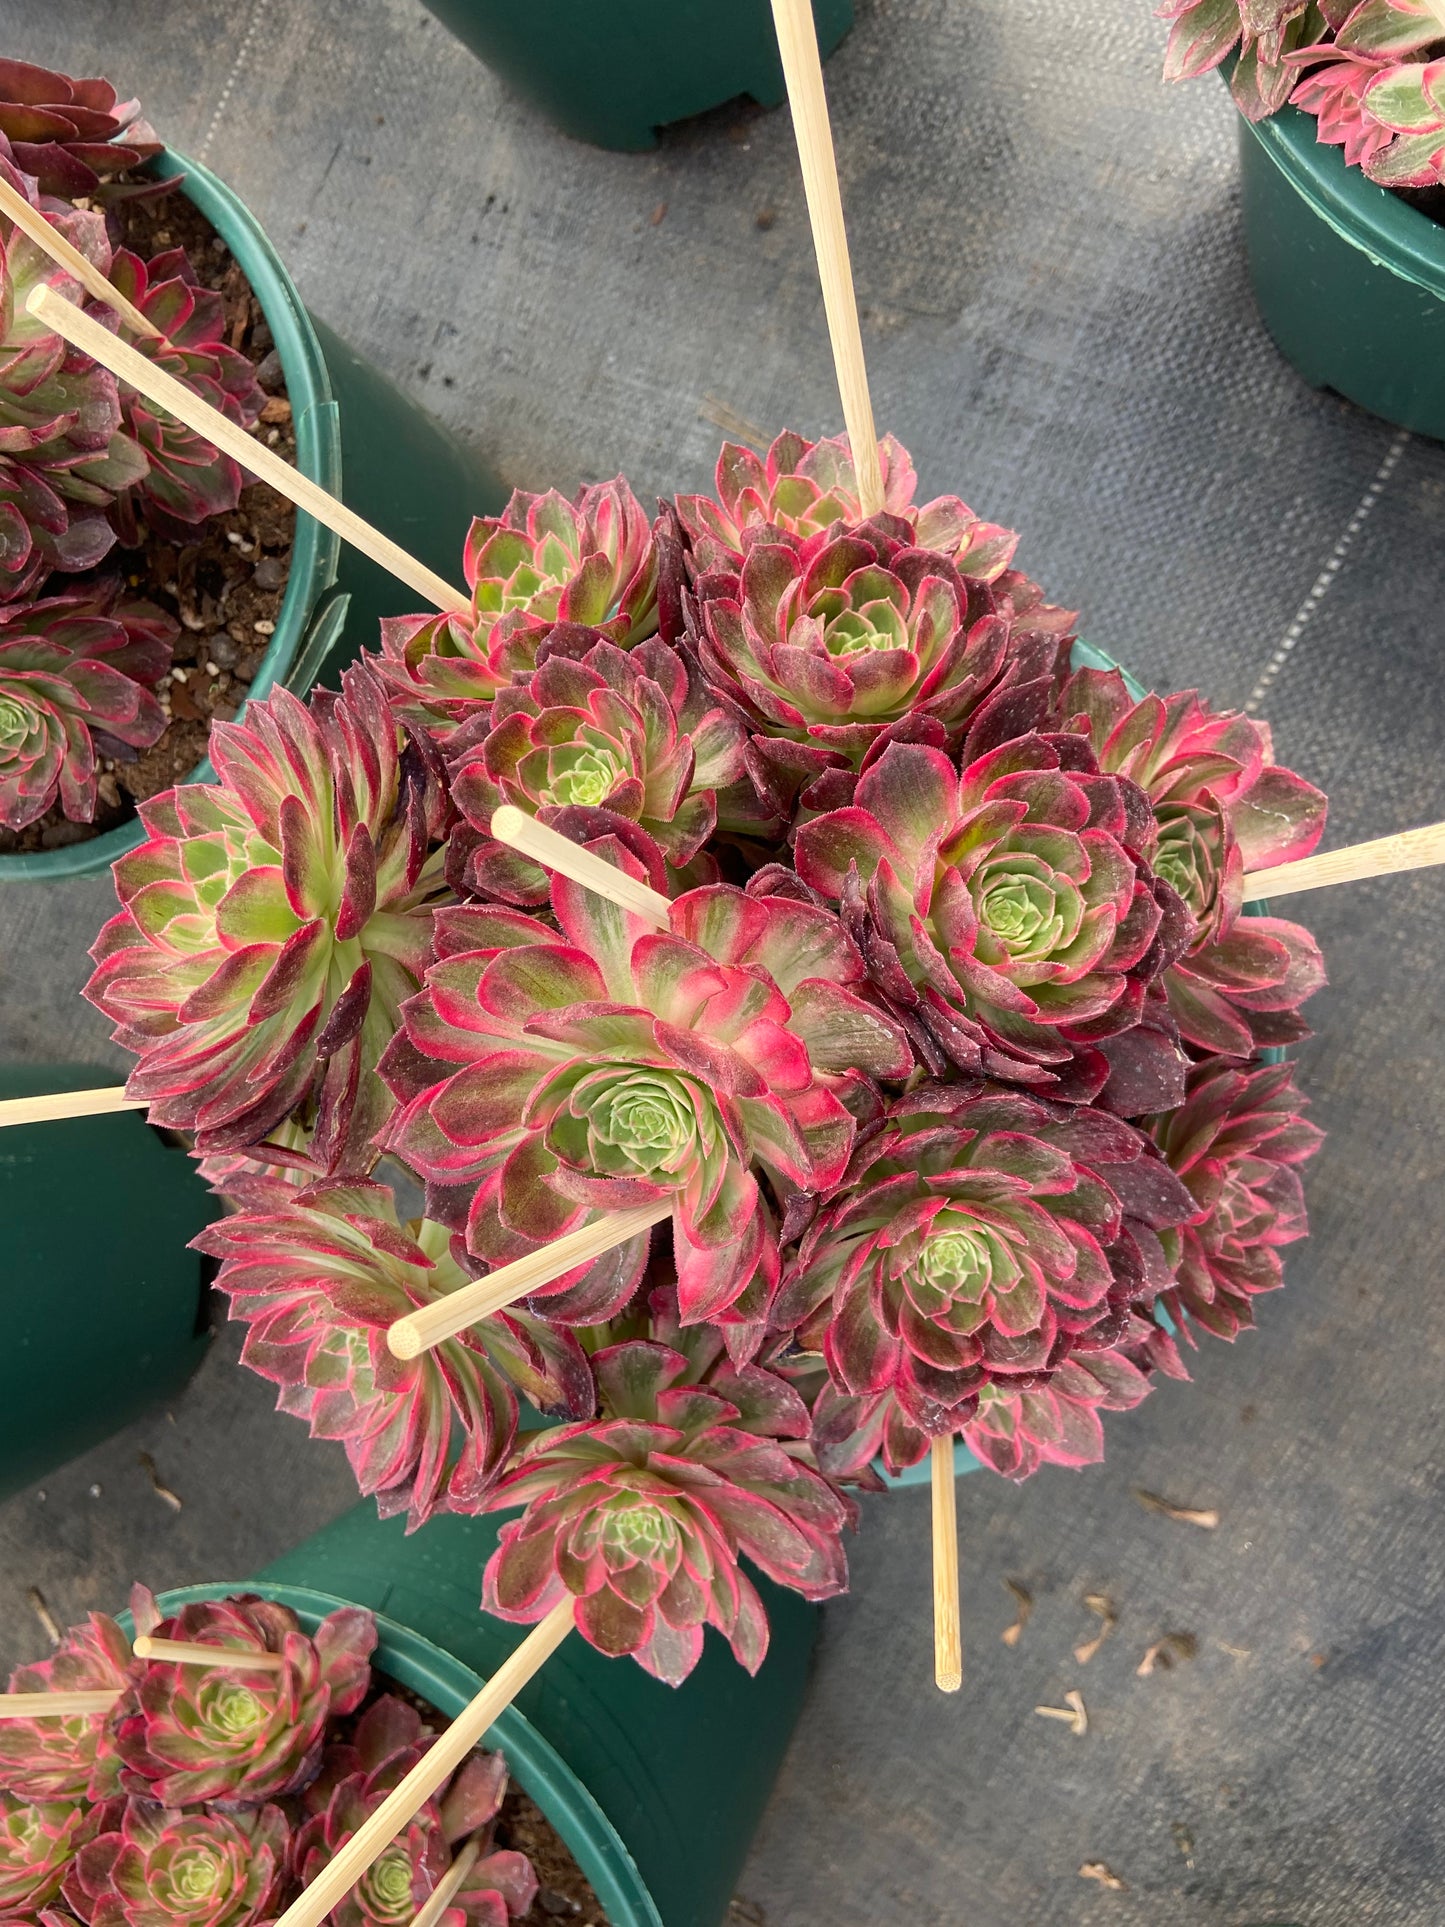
[0,578,173,828]
[293,1696,535,1927]
[0,1613,133,1803]
[1147,1058,1323,1340]
[446,635,757,904]
[791,735,1191,1103]
[675,430,1019,580]
[376,481,658,726]
[382,844,911,1339]
[85,662,451,1173]
[1057,667,1327,1056]
[1157,0,1331,119]
[0,197,149,601]
[105,249,264,542]
[66,1800,290,1927]
[198,1179,594,1528]
[0,59,167,199]
[0,1793,100,1914]
[115,1589,374,1808]
[686,523,1072,820]
[773,1083,1196,1444]
[482,1321,851,1683]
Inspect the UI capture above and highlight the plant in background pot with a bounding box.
[1158,1,1445,435]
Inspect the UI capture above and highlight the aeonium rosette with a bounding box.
[772,1083,1196,1457]
[0,580,172,829]
[1058,667,1327,1055]
[1147,1057,1323,1341]
[293,1695,535,1927]
[0,58,168,200]
[0,1790,101,1914]
[685,521,1072,820]
[792,734,1193,1104]
[675,429,1019,580]
[481,1310,851,1683]
[381,836,912,1344]
[84,662,451,1174]
[0,1612,134,1803]
[114,1589,374,1807]
[66,1800,290,1927]
[197,1179,594,1528]
[376,480,658,727]
[446,634,764,905]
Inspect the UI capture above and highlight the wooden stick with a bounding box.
[489,807,673,929]
[27,285,472,618]
[0,1086,143,1128]
[131,1636,286,1673]
[1243,821,1445,903]
[388,1201,673,1360]
[0,173,159,336]
[930,1435,962,1694]
[769,0,884,517]
[1248,817,1445,897]
[274,1600,575,1927]
[408,1838,482,1927]
[0,1689,122,1719]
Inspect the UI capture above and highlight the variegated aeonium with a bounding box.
[87,428,1325,1682]
[0,1593,539,1927]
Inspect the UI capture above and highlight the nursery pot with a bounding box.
[0,1063,220,1504]
[146,1580,662,1927]
[417,0,855,151]
[880,637,1282,1488]
[260,1500,819,1927]
[1233,90,1445,437]
[1,153,507,881]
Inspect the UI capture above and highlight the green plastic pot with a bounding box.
[880,638,1280,1488]
[140,1582,661,1927]
[418,0,855,151]
[1234,86,1445,437]
[0,1064,220,1504]
[260,1501,818,1927]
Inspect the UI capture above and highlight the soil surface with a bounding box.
[0,186,298,856]
[372,1676,611,1927]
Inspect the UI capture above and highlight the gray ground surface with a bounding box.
[1,2,1443,1922]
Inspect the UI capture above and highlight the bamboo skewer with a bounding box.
[27,284,472,618]
[488,807,674,929]
[930,1436,963,1694]
[768,0,884,517]
[0,1087,143,1128]
[408,1839,482,1927]
[0,1689,123,1719]
[131,1637,287,1673]
[0,174,159,337]
[388,1201,673,1360]
[274,1600,575,1927]
[1244,821,1445,903]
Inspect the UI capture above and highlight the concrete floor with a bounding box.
[2,2,1445,1922]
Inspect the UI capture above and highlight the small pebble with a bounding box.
[253,620,276,636]
[88,1483,102,1499]
[255,348,284,392]
[251,318,274,354]
[266,428,280,445]
[97,773,121,808]
[171,667,188,682]
[210,635,239,669]
[225,530,248,549]
[206,662,221,677]
[253,556,284,590]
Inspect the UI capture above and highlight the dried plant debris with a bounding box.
[698,394,770,448]
[1172,1822,1196,1869]
[1079,1862,1127,1892]
[1034,1689,1087,1736]
[1134,1488,1219,1529]
[1001,1578,1034,1648]
[137,1450,183,1512]
[1074,1593,1116,1665]
[27,1587,62,1647]
[1137,1632,1199,1676]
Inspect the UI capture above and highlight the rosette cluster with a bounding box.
[0,1593,537,1927]
[89,427,1326,1683]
